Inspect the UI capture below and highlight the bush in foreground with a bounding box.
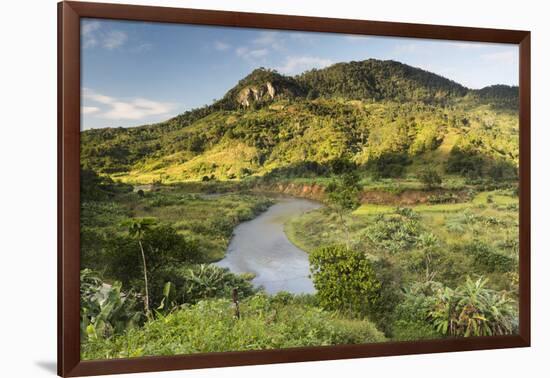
[309,245,381,318]
[82,293,385,360]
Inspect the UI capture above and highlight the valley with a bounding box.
[80,59,520,359]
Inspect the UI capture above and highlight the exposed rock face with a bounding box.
[237,88,253,107]
[266,82,276,99]
[237,82,277,107]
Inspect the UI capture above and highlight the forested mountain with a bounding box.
[81,59,519,183]
[297,59,469,102]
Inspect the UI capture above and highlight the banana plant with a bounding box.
[429,276,515,337]
[80,269,143,341]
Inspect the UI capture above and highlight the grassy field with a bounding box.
[286,189,519,290]
[81,185,274,269]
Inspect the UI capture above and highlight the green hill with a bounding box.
[81,59,519,184]
[297,59,469,102]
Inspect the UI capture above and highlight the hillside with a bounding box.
[81,59,519,184]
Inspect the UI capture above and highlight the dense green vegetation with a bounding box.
[81,59,518,184]
[286,189,519,336]
[82,292,385,360]
[80,59,519,359]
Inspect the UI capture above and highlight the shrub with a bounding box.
[81,293,385,360]
[446,148,484,178]
[464,242,516,273]
[363,211,420,253]
[392,281,442,341]
[150,264,257,306]
[367,258,404,336]
[309,245,381,317]
[487,160,518,181]
[328,157,356,175]
[80,269,143,341]
[428,192,459,204]
[429,277,517,337]
[81,168,133,201]
[326,172,362,247]
[104,224,202,289]
[419,168,442,190]
[371,153,411,179]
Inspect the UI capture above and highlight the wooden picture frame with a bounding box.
[58,1,531,376]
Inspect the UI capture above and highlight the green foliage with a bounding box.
[80,269,143,341]
[464,242,516,273]
[427,192,460,204]
[80,59,518,184]
[393,277,517,339]
[81,293,385,359]
[326,172,362,213]
[370,153,411,179]
[429,277,516,337]
[446,147,484,178]
[122,217,157,239]
[392,281,442,341]
[487,159,518,181]
[220,67,306,108]
[326,172,362,247]
[472,85,519,110]
[81,168,132,201]
[151,264,257,306]
[419,167,442,189]
[309,245,381,317]
[104,223,201,289]
[363,210,421,254]
[297,59,468,103]
[155,281,178,315]
[78,58,520,352]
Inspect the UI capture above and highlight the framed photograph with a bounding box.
[58,1,530,376]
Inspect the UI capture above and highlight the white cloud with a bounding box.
[82,89,175,121]
[234,31,289,64]
[252,31,284,51]
[248,49,269,58]
[214,41,231,51]
[82,21,101,35]
[82,106,100,115]
[277,56,334,75]
[235,47,269,61]
[82,21,101,48]
[103,30,128,50]
[482,51,517,64]
[81,21,130,51]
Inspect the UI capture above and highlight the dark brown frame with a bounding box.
[58,1,531,376]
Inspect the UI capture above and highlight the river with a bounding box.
[216,197,322,294]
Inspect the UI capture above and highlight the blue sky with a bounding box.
[81,18,518,130]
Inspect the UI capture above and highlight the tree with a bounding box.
[309,245,380,317]
[415,232,439,281]
[371,153,410,179]
[122,217,157,318]
[325,172,362,249]
[419,167,442,190]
